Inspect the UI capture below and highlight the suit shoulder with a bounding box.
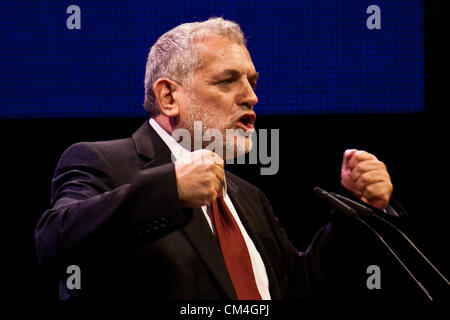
[62,138,133,160]
[56,138,139,185]
[90,138,135,158]
[57,138,135,174]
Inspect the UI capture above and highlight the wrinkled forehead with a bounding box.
[192,36,255,73]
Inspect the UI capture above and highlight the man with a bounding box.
[35,18,395,300]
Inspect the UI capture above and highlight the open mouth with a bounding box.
[236,113,256,132]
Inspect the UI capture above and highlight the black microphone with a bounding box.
[329,192,373,218]
[312,186,359,218]
[330,191,450,288]
[313,186,434,301]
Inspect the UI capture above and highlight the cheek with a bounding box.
[190,88,237,126]
[204,100,235,123]
[207,112,229,130]
[197,89,234,111]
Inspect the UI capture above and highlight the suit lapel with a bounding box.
[181,208,237,299]
[226,175,283,299]
[132,120,171,167]
[132,120,237,299]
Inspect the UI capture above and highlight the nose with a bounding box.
[238,80,258,109]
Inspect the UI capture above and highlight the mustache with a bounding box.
[228,111,257,128]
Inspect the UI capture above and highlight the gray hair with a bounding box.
[143,17,246,117]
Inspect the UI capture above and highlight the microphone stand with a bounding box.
[330,191,450,288]
[313,187,436,301]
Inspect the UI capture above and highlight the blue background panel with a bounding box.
[0,0,423,118]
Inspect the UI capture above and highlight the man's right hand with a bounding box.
[175,149,225,208]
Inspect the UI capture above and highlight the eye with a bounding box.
[219,78,236,84]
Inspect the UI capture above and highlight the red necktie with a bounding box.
[209,195,262,300]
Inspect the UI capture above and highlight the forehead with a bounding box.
[193,36,255,74]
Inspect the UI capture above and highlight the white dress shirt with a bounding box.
[149,118,271,300]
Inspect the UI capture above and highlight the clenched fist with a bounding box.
[175,149,225,208]
[341,149,393,210]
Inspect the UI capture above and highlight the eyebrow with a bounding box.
[214,69,259,86]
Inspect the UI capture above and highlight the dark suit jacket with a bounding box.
[34,120,405,300]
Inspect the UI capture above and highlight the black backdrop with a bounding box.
[1,0,447,302]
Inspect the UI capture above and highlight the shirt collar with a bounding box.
[149,118,190,161]
[149,118,227,194]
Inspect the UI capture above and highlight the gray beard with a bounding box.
[179,97,252,159]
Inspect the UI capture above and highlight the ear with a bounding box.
[152,78,180,118]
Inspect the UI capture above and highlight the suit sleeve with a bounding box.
[34,142,188,269]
